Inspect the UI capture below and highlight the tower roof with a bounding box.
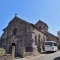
[35,20,48,28]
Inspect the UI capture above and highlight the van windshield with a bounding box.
[45,42,52,45]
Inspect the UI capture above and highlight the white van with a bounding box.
[44,41,58,52]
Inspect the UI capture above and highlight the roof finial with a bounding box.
[15,13,17,17]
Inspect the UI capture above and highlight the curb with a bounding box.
[29,54,45,60]
[15,58,29,60]
[15,54,45,60]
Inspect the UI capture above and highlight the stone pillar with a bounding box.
[12,46,15,60]
[20,47,25,58]
[11,43,15,60]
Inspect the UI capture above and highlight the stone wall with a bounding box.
[0,54,12,60]
[1,16,32,57]
[31,24,46,53]
[35,20,48,33]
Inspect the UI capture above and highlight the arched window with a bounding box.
[43,37,45,42]
[39,26,42,29]
[12,28,17,35]
[38,34,41,45]
[38,34,40,42]
[41,38,43,44]
[38,34,41,52]
[35,35,37,45]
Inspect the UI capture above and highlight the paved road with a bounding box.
[33,51,60,60]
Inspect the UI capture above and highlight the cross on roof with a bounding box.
[15,14,17,16]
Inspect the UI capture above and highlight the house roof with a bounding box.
[46,32,59,40]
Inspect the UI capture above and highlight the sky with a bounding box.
[0,0,60,37]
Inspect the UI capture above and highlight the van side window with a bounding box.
[54,43,57,46]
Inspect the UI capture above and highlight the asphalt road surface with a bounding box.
[33,51,60,60]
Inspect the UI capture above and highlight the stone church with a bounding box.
[0,15,59,57]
